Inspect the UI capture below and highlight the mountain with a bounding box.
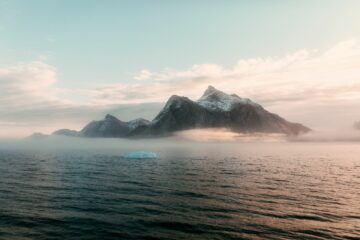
[78,114,150,138]
[129,86,310,137]
[77,86,310,138]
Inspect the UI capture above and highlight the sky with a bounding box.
[1,0,360,137]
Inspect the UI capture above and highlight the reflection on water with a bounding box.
[0,141,359,239]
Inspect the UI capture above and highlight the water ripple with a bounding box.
[0,144,359,239]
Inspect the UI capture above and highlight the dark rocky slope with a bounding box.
[129,86,310,137]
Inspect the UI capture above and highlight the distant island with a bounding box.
[34,86,310,139]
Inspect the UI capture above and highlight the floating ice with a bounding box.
[124,151,157,159]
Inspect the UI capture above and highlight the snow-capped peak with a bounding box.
[197,86,256,111]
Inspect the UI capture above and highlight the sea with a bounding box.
[0,137,359,239]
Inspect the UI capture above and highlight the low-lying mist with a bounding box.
[290,129,360,142]
[175,128,360,142]
[0,128,359,152]
[175,128,287,142]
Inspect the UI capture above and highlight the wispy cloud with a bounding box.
[0,61,66,111]
[93,40,360,107]
[1,40,360,137]
[4,40,360,109]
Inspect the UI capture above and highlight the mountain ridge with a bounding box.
[53,86,310,138]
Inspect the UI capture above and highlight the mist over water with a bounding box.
[292,129,360,142]
[0,136,359,239]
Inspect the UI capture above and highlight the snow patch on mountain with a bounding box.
[197,86,258,111]
[127,118,150,129]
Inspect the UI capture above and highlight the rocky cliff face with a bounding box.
[129,86,310,137]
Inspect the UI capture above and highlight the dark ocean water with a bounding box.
[0,140,359,240]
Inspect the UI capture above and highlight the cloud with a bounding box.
[5,40,360,109]
[133,69,152,81]
[0,60,164,137]
[92,40,360,110]
[1,40,360,137]
[0,61,65,112]
[0,61,92,137]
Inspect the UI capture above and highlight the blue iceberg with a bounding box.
[124,151,157,159]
